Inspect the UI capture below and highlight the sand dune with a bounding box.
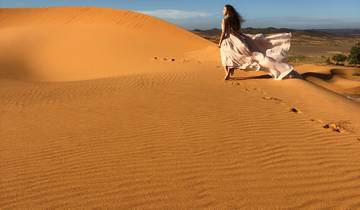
[1,7,360,209]
[296,64,360,102]
[0,7,217,81]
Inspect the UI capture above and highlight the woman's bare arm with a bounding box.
[218,19,226,48]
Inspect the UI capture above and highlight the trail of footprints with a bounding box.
[152,56,203,64]
[230,81,359,139]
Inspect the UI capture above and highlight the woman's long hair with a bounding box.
[224,4,245,31]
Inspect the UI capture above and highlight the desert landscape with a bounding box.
[1,7,360,209]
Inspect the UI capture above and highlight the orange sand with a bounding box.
[1,7,360,209]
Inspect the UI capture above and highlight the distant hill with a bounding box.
[317,29,360,36]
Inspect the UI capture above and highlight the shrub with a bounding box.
[289,55,306,63]
[332,54,347,65]
[348,41,360,65]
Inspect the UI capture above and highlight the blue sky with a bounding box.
[1,0,360,29]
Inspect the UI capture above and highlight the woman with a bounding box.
[219,4,299,80]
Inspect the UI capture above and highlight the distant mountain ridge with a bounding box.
[317,29,360,36]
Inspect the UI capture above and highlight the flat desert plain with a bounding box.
[1,7,360,209]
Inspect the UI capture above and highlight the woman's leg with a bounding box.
[287,70,304,80]
[224,66,231,80]
[229,68,235,76]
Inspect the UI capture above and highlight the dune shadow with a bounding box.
[300,68,360,81]
[230,74,272,80]
[230,68,359,81]
[301,72,333,81]
[0,55,32,81]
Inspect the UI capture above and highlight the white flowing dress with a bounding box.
[220,31,294,80]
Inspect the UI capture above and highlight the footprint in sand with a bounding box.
[290,107,302,114]
[183,58,202,64]
[231,82,242,86]
[310,119,324,124]
[231,84,267,94]
[262,96,284,103]
[323,124,345,133]
[153,57,203,64]
[152,57,176,62]
[310,119,359,138]
[322,120,353,133]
